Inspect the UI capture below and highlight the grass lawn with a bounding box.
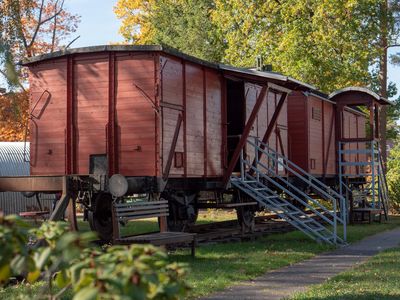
[2,213,399,299]
[289,247,400,300]
[171,215,400,298]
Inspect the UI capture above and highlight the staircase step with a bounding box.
[307,226,325,232]
[300,218,314,223]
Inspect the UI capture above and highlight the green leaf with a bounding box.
[72,286,99,300]
[36,247,51,270]
[0,264,11,284]
[27,269,41,283]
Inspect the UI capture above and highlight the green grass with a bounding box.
[3,214,400,299]
[170,216,400,298]
[289,247,400,300]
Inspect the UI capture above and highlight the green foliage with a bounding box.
[0,215,34,286]
[115,0,224,62]
[68,245,189,300]
[0,217,189,299]
[213,0,386,92]
[387,141,400,211]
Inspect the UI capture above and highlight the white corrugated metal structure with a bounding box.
[0,142,55,215]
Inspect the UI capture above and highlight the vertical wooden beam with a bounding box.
[335,104,343,175]
[221,76,227,169]
[183,62,187,177]
[66,56,75,174]
[223,85,268,186]
[108,52,118,176]
[203,68,207,177]
[323,109,335,176]
[154,54,161,177]
[369,103,375,140]
[374,103,380,139]
[322,100,326,177]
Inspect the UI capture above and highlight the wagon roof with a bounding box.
[329,87,391,105]
[22,44,316,91]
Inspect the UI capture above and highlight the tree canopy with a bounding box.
[114,0,224,62]
[116,0,399,93]
[115,0,400,139]
[0,0,80,141]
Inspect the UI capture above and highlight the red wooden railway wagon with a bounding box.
[287,90,367,185]
[17,45,311,240]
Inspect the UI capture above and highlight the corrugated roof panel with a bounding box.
[0,142,55,215]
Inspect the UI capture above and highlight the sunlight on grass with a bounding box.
[289,247,400,300]
[171,215,400,298]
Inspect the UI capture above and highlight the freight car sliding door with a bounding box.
[29,59,68,175]
[226,79,245,172]
[116,53,157,177]
[74,54,109,174]
[160,56,185,177]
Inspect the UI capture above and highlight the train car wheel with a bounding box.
[236,206,255,232]
[163,191,198,232]
[88,192,113,241]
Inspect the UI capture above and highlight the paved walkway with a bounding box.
[201,227,400,300]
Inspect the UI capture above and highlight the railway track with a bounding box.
[189,219,294,244]
[186,210,327,245]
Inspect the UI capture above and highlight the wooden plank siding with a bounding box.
[287,91,308,171]
[29,59,68,175]
[288,92,366,178]
[74,55,109,174]
[116,53,157,176]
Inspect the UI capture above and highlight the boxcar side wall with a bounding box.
[74,54,109,175]
[29,52,158,177]
[288,93,336,178]
[308,96,324,175]
[116,53,158,177]
[160,54,224,179]
[29,59,68,175]
[287,91,308,171]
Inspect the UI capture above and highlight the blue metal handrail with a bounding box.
[248,138,346,226]
[239,137,346,243]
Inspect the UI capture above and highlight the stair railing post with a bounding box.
[342,194,347,241]
[255,137,260,182]
[333,192,337,244]
[240,147,245,181]
[338,142,344,220]
[371,141,376,208]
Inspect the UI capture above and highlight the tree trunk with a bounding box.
[379,0,388,170]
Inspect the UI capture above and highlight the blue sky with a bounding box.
[65,0,124,47]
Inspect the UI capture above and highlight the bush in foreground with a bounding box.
[0,215,189,299]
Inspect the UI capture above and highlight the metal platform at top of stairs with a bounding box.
[230,136,347,245]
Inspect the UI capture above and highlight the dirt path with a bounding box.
[201,227,400,300]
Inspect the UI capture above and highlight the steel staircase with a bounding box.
[231,137,347,245]
[338,141,389,220]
